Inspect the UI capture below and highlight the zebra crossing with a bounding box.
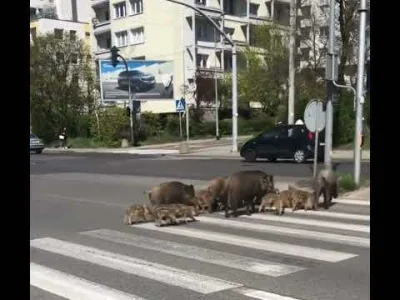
[30,199,370,300]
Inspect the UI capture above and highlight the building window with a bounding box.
[301,48,310,61]
[196,23,206,40]
[56,52,64,62]
[133,56,145,60]
[30,27,37,40]
[70,30,76,41]
[319,26,328,38]
[195,0,206,5]
[301,6,311,18]
[196,54,208,68]
[54,29,63,39]
[106,38,112,49]
[249,4,259,16]
[85,32,91,37]
[71,53,78,64]
[115,31,128,47]
[129,0,143,15]
[114,2,127,19]
[131,27,144,44]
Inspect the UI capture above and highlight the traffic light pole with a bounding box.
[121,58,135,146]
[110,46,135,146]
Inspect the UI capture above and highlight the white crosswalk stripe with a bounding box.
[30,206,369,300]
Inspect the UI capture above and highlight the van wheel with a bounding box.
[294,150,306,163]
[243,150,257,162]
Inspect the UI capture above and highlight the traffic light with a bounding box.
[126,107,131,117]
[110,46,120,67]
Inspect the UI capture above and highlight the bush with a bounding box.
[338,173,357,193]
[89,107,129,147]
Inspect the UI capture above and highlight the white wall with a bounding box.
[37,18,87,39]
[54,0,72,20]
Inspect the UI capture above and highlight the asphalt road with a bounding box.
[30,153,370,300]
[30,153,370,180]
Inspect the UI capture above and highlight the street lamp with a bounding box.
[110,46,136,146]
[165,0,238,152]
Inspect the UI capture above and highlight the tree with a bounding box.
[30,32,97,142]
[236,22,289,119]
[297,1,329,78]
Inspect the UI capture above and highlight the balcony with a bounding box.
[91,0,110,8]
[30,7,58,22]
[93,19,111,35]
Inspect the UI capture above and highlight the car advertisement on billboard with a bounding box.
[99,60,174,102]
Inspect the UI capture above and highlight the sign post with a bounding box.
[175,98,186,139]
[304,99,326,179]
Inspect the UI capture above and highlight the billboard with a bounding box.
[99,59,174,102]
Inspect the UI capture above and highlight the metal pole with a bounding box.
[354,0,367,185]
[313,101,320,179]
[324,0,336,168]
[120,57,134,146]
[288,0,297,125]
[179,111,183,139]
[231,45,238,152]
[214,28,220,140]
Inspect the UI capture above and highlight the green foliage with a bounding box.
[222,22,288,117]
[333,91,356,146]
[30,32,97,142]
[338,173,357,193]
[89,107,129,147]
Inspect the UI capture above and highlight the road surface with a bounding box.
[30,153,370,300]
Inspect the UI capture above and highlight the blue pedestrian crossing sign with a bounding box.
[175,98,186,112]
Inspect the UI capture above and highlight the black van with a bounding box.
[240,124,325,163]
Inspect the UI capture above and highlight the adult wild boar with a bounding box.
[317,167,339,209]
[224,170,274,218]
[148,181,196,206]
[207,176,228,213]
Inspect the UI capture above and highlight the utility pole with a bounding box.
[324,0,336,168]
[354,0,368,185]
[288,0,297,125]
[165,0,238,152]
[214,28,220,140]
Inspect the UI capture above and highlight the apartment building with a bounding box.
[30,0,92,48]
[90,0,291,113]
[296,0,330,72]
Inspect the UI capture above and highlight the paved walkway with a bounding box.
[44,136,370,161]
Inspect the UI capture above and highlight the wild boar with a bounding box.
[224,170,274,218]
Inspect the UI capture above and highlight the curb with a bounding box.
[44,148,179,155]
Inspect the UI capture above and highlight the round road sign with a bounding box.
[303,99,326,132]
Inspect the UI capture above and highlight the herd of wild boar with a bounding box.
[123,167,338,227]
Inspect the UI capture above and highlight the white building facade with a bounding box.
[90,0,292,113]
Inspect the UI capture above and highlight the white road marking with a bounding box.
[265,208,369,221]
[41,194,126,208]
[81,229,305,277]
[333,199,370,206]
[219,213,370,233]
[133,223,358,262]
[30,263,145,300]
[234,287,304,300]
[30,238,241,294]
[196,216,369,248]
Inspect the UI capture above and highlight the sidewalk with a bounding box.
[340,186,370,201]
[44,136,370,161]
